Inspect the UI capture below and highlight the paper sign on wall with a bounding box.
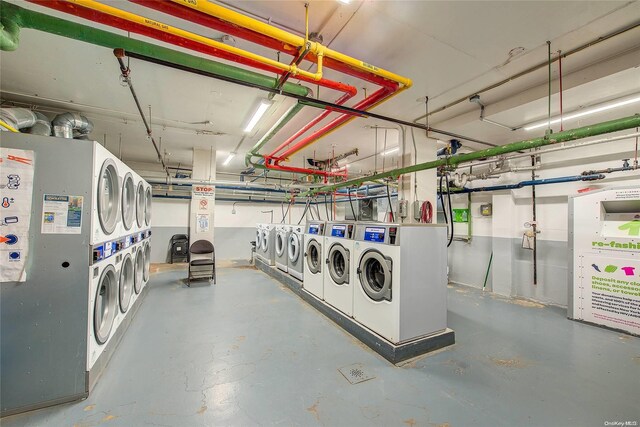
[0,148,35,282]
[41,195,83,234]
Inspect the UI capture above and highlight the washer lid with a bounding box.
[121,173,135,230]
[97,159,120,235]
[358,250,392,302]
[288,232,300,263]
[275,232,285,257]
[94,264,118,344]
[119,254,134,313]
[327,243,349,285]
[306,239,322,274]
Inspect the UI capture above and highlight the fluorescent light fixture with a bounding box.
[337,0,351,4]
[381,147,399,156]
[244,99,272,133]
[223,153,236,166]
[524,94,640,131]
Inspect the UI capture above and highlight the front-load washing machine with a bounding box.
[352,224,448,344]
[257,223,275,266]
[142,239,151,287]
[287,224,304,281]
[92,144,122,245]
[255,224,264,261]
[88,240,119,370]
[302,221,326,299]
[132,242,145,304]
[114,241,134,331]
[275,224,291,272]
[323,221,356,316]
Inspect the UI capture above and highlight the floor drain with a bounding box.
[338,363,375,384]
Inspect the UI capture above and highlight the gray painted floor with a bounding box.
[3,267,639,427]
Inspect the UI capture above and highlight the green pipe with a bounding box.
[306,114,640,195]
[246,102,305,166]
[0,1,310,98]
[483,252,493,291]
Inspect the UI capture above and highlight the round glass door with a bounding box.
[94,264,118,344]
[261,229,268,252]
[121,173,135,230]
[134,247,144,294]
[144,186,152,226]
[358,250,392,301]
[143,242,151,282]
[98,159,120,235]
[136,182,144,228]
[306,239,322,274]
[256,229,262,249]
[288,233,300,263]
[276,232,285,257]
[119,254,133,313]
[328,243,349,285]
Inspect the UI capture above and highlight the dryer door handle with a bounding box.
[356,267,362,274]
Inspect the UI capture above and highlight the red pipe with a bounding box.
[275,87,395,160]
[29,1,357,100]
[130,0,397,90]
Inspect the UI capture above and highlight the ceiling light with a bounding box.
[223,153,236,166]
[524,94,640,131]
[337,0,351,4]
[244,99,272,133]
[381,147,399,156]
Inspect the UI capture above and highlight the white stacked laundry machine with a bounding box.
[1,132,151,416]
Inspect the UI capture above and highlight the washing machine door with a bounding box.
[143,242,151,282]
[134,248,144,294]
[327,243,349,285]
[358,249,392,301]
[119,254,134,313]
[97,159,120,235]
[288,233,300,264]
[256,229,262,250]
[145,187,152,226]
[121,173,135,230]
[305,238,322,274]
[94,264,118,344]
[261,229,269,252]
[275,232,285,257]
[136,182,145,228]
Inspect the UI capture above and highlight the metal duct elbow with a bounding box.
[0,108,37,130]
[27,112,52,136]
[52,112,93,139]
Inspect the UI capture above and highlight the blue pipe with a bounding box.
[152,194,309,204]
[440,173,606,194]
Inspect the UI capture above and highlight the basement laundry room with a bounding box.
[0,0,639,426]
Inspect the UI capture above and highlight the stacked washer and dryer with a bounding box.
[1,133,152,416]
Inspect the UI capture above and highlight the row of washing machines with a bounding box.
[89,141,153,375]
[255,221,448,345]
[1,133,153,416]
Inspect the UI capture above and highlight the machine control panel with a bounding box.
[329,223,355,239]
[307,222,325,235]
[91,230,151,264]
[364,226,386,243]
[389,227,398,244]
[308,224,320,234]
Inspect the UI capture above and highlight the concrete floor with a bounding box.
[3,266,639,427]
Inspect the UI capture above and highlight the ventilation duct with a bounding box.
[0,108,37,130]
[27,112,52,136]
[52,112,93,139]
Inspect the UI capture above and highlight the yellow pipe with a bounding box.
[169,0,412,88]
[0,120,19,132]
[68,0,323,81]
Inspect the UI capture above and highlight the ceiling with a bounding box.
[1,0,639,178]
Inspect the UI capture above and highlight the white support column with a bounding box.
[189,149,216,247]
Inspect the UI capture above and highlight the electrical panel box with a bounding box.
[398,199,408,218]
[481,203,492,216]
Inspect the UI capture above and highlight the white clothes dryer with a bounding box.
[302,221,326,299]
[92,144,121,245]
[352,224,448,344]
[287,224,304,281]
[323,221,356,316]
